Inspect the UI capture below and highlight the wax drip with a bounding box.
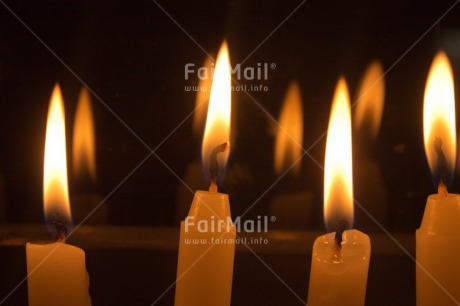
[49,213,67,242]
[209,142,230,193]
[434,136,448,198]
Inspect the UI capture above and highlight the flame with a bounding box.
[423,51,456,184]
[43,84,71,228]
[353,61,385,138]
[274,81,303,176]
[201,42,231,184]
[72,88,96,182]
[324,78,354,231]
[193,57,213,138]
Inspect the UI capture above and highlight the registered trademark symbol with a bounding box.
[270,63,276,69]
[270,216,276,222]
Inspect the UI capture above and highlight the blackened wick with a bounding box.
[50,213,68,242]
[210,142,230,185]
[434,136,447,187]
[334,219,349,248]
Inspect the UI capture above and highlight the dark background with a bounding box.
[1,0,460,231]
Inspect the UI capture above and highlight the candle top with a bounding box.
[419,194,460,235]
[187,190,231,221]
[313,230,370,266]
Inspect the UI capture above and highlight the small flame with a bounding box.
[193,57,213,138]
[324,78,354,231]
[43,84,72,235]
[72,88,96,182]
[353,61,385,139]
[201,42,231,184]
[423,51,456,187]
[274,81,303,176]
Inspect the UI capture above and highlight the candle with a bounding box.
[417,51,460,306]
[175,42,236,306]
[307,78,371,306]
[26,84,91,306]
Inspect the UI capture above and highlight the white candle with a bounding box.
[307,78,371,306]
[27,84,91,306]
[416,194,460,305]
[417,51,460,306]
[308,230,370,306]
[175,41,235,306]
[26,242,91,306]
[175,191,236,306]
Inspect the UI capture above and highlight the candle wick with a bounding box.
[50,213,68,243]
[438,180,448,199]
[434,136,448,198]
[331,219,346,262]
[209,142,230,193]
[334,219,348,249]
[209,181,218,194]
[334,230,343,249]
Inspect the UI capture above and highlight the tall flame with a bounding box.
[43,84,72,231]
[353,61,385,139]
[274,81,303,176]
[72,88,96,182]
[201,42,231,184]
[324,78,354,231]
[423,51,456,186]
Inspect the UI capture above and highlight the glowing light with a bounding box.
[324,78,353,231]
[354,61,385,139]
[43,84,71,230]
[274,81,303,176]
[72,88,96,182]
[423,51,456,183]
[201,42,231,184]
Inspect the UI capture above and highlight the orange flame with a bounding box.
[201,42,231,184]
[353,61,385,139]
[43,84,71,226]
[324,78,354,230]
[274,81,303,176]
[423,51,456,184]
[423,52,457,183]
[72,88,96,182]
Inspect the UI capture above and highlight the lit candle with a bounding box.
[417,51,460,306]
[307,78,371,306]
[174,42,236,306]
[26,84,91,306]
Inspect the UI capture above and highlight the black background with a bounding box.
[1,0,460,230]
